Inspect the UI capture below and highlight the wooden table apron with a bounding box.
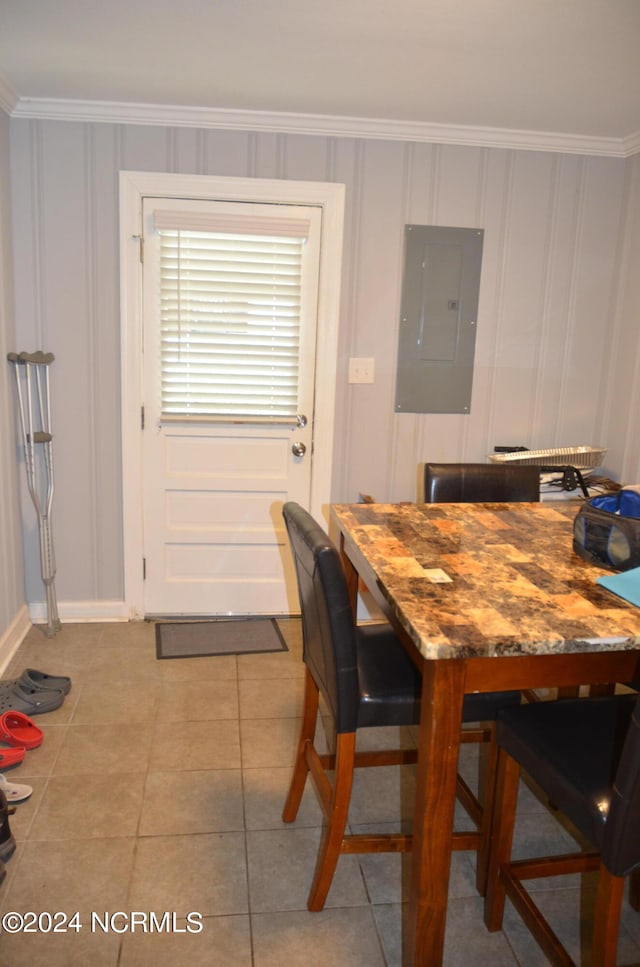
[329,502,640,967]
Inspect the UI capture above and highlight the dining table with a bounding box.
[329,499,640,967]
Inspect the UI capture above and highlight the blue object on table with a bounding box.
[596,566,640,608]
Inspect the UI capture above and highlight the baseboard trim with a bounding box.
[27,600,130,624]
[0,605,32,676]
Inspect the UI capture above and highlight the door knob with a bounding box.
[291,442,307,457]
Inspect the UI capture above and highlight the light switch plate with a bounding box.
[348,357,375,384]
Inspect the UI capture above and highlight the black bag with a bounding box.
[573,489,640,571]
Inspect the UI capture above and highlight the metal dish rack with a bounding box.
[489,446,606,472]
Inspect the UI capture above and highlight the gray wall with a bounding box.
[7,118,640,617]
[0,107,26,641]
[600,152,640,483]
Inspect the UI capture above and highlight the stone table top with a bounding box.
[331,501,640,661]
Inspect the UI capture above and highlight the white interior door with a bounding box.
[141,198,321,616]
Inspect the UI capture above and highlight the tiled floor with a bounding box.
[1,620,640,966]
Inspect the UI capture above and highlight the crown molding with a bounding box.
[0,73,18,116]
[10,95,639,158]
[623,130,640,158]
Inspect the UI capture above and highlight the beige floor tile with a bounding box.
[239,676,303,719]
[149,718,241,771]
[84,645,162,684]
[348,763,416,826]
[3,837,136,915]
[155,678,239,722]
[0,927,121,967]
[373,895,521,967]
[8,723,68,777]
[129,832,248,916]
[243,766,323,830]
[70,681,160,724]
[97,620,155,647]
[28,772,145,840]
[502,878,640,966]
[501,890,576,967]
[356,838,476,905]
[239,717,301,769]
[23,621,106,647]
[4,631,101,687]
[52,723,153,775]
[369,903,404,967]
[273,617,303,650]
[157,653,238,682]
[2,621,640,967]
[508,811,585,893]
[139,769,244,835]
[251,907,386,967]
[246,827,369,912]
[119,914,252,967]
[237,647,304,681]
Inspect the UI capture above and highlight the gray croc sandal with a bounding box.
[0,678,64,700]
[19,669,71,695]
[0,684,64,715]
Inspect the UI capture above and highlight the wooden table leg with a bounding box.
[404,659,466,966]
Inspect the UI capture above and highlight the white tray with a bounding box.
[489,446,606,470]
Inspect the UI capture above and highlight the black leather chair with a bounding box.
[422,462,541,503]
[281,501,521,910]
[421,461,538,884]
[484,694,640,965]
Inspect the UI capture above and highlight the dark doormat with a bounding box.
[155,617,289,660]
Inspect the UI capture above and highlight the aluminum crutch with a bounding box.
[7,350,61,637]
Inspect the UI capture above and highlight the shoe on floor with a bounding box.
[19,669,72,695]
[0,774,32,804]
[0,683,64,715]
[0,711,43,750]
[0,790,16,863]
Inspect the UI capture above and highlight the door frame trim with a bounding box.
[119,171,345,618]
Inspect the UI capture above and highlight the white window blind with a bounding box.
[154,209,310,419]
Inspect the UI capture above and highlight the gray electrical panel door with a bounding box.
[395,225,484,414]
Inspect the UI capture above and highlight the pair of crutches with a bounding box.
[7,351,61,637]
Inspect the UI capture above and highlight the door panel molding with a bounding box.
[120,171,345,618]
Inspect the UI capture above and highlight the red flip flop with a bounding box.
[0,747,25,768]
[0,711,43,750]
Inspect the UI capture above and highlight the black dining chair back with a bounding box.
[601,694,640,876]
[485,693,640,965]
[283,500,420,734]
[422,462,540,504]
[280,501,421,910]
[283,501,359,733]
